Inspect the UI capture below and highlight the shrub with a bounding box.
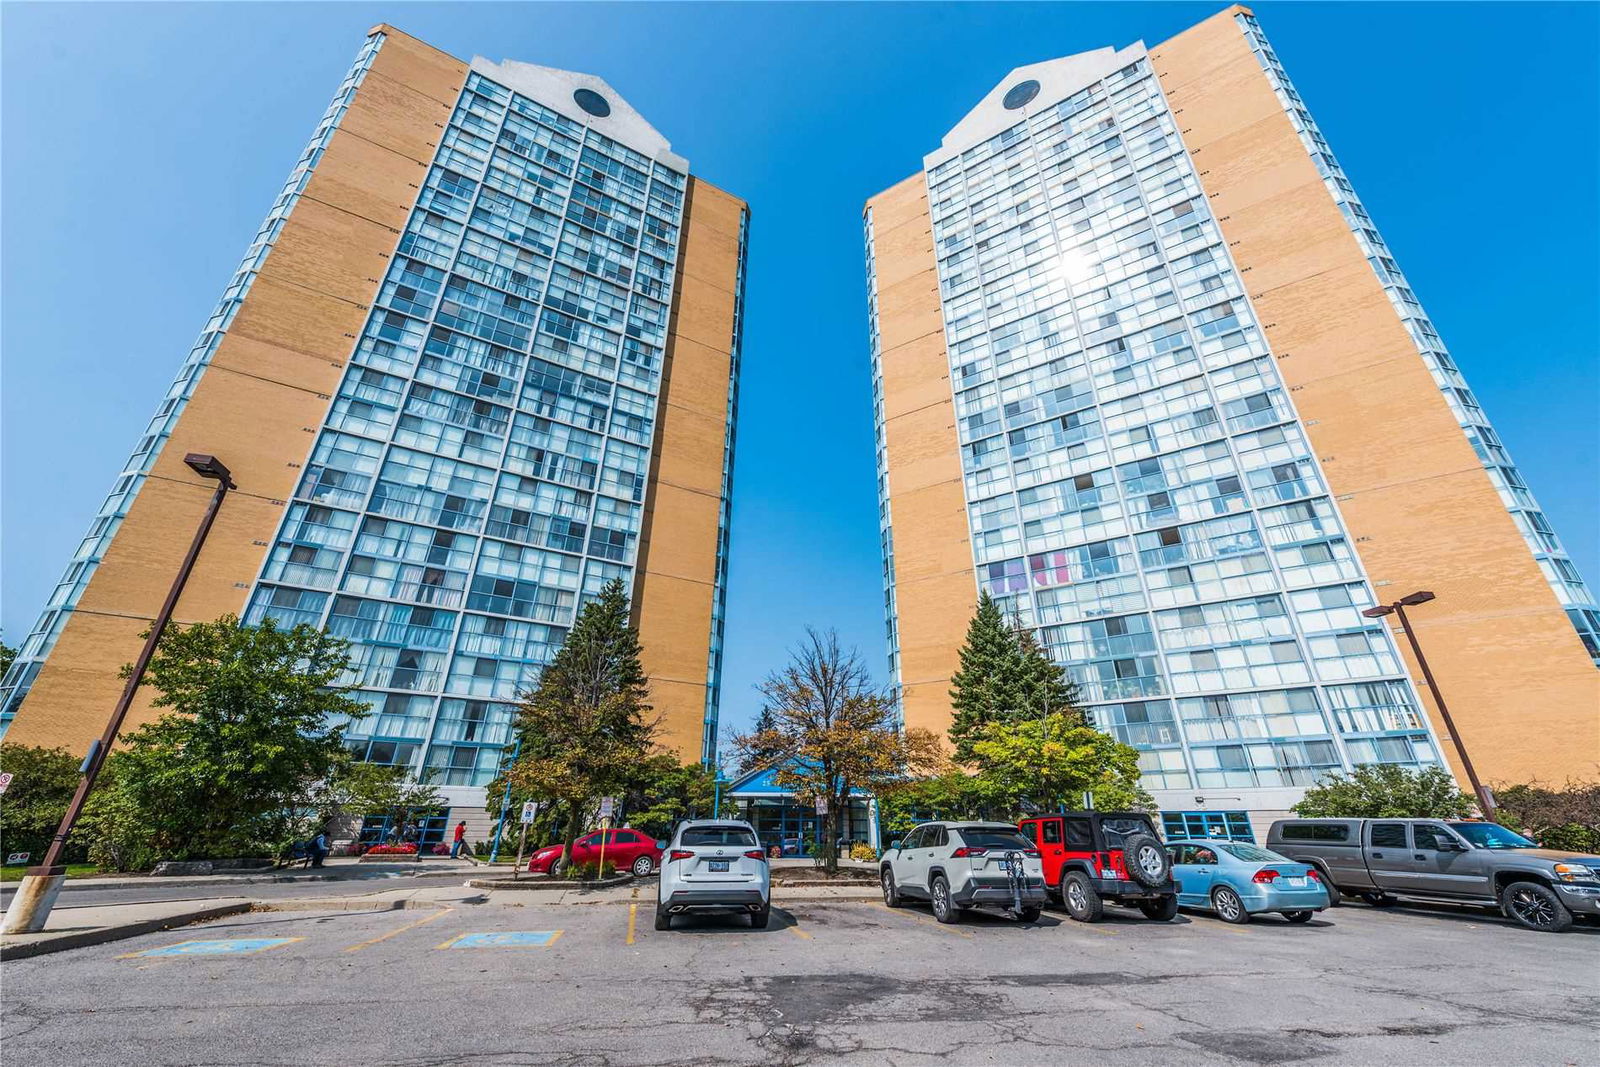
[573,860,618,880]
[849,842,879,863]
[1493,781,1600,852]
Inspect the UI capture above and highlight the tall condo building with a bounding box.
[1,26,747,830]
[865,5,1597,829]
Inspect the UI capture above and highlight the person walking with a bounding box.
[451,820,468,860]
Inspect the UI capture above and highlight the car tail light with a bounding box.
[1305,868,1322,882]
[1101,852,1126,879]
[669,849,694,862]
[744,850,767,861]
[951,847,988,858]
[1252,868,1281,884]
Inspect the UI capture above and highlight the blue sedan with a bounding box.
[1166,839,1330,924]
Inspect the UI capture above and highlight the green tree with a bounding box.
[948,593,1028,762]
[969,711,1151,815]
[621,755,716,841]
[732,628,943,874]
[1013,625,1085,726]
[505,578,657,868]
[77,615,366,866]
[876,771,995,840]
[1292,764,1475,819]
[0,743,83,862]
[0,635,16,682]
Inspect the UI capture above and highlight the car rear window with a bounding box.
[1280,822,1350,842]
[957,828,1034,850]
[1217,842,1286,863]
[681,826,757,847]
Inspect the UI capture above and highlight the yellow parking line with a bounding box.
[343,908,452,953]
[787,923,812,940]
[626,903,638,945]
[876,904,974,938]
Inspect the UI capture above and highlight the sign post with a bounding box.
[514,801,537,881]
[597,797,616,878]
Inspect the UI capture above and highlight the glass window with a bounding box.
[1041,821,1063,845]
[1370,822,1408,848]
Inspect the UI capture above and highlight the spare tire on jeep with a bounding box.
[1123,832,1170,888]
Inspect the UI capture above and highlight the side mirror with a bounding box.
[888,839,902,851]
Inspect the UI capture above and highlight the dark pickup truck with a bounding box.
[1266,817,1600,932]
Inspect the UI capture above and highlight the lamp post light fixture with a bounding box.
[2,455,236,934]
[1362,590,1497,820]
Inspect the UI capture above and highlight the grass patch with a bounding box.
[1,863,102,882]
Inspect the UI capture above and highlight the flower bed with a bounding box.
[364,844,418,855]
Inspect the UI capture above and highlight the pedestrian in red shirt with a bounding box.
[451,820,468,859]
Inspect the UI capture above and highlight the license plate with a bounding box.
[708,860,729,872]
[1286,876,1307,887]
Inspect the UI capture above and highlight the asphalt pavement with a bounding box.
[3,890,1596,1066]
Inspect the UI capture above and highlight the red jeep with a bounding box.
[1019,812,1178,922]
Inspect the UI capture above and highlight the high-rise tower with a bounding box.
[865,6,1597,828]
[1,26,747,830]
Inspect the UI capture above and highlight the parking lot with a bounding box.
[4,890,1596,1066]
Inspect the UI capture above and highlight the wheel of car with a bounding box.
[1360,891,1397,908]
[550,857,567,879]
[930,875,959,924]
[1283,910,1314,923]
[1122,833,1170,889]
[1212,886,1250,924]
[1062,871,1104,923]
[631,855,654,877]
[881,868,904,908]
[1138,895,1179,922]
[750,904,771,929]
[654,906,671,931]
[1019,906,1042,923]
[1501,880,1573,933]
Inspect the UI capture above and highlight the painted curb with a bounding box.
[0,902,252,961]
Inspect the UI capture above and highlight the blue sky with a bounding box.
[3,2,1596,740]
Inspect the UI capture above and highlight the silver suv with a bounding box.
[880,821,1048,923]
[656,819,771,930]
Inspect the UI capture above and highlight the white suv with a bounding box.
[881,821,1048,923]
[656,819,772,930]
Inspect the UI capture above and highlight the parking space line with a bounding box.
[786,921,812,940]
[343,907,453,953]
[875,905,974,938]
[626,903,638,945]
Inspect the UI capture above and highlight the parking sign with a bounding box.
[598,796,615,819]
[0,772,12,795]
[520,801,539,824]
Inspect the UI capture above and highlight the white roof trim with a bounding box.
[925,41,1147,169]
[469,57,689,172]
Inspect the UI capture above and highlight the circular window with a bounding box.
[573,88,611,118]
[1002,80,1041,110]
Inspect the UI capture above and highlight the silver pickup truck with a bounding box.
[1265,817,1600,932]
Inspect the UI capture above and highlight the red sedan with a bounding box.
[527,829,664,876]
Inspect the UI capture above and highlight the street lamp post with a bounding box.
[2,455,236,934]
[1362,590,1497,820]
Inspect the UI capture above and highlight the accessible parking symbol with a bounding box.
[123,938,302,958]
[438,931,562,949]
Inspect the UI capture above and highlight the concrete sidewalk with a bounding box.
[1,856,505,895]
[0,898,256,960]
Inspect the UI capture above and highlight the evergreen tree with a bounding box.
[740,705,786,773]
[1012,623,1086,725]
[948,592,1028,762]
[507,578,658,868]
